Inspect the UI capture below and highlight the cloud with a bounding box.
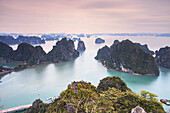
[0,0,170,33]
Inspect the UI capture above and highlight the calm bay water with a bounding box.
[0,36,170,110]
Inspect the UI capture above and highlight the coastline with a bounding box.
[101,61,158,76]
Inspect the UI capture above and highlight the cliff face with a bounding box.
[95,40,159,76]
[0,42,15,62]
[77,41,86,51]
[14,43,47,64]
[155,46,170,69]
[47,38,79,62]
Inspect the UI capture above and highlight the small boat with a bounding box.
[160,99,170,106]
[47,96,57,102]
[47,97,53,100]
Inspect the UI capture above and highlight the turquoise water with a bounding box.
[0,36,170,111]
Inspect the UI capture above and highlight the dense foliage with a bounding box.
[95,39,159,76]
[25,76,165,113]
[0,38,79,71]
[97,76,131,92]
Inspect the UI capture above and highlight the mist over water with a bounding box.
[0,36,170,110]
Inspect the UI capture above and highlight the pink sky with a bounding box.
[0,0,170,33]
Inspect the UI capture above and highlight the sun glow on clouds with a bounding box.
[0,0,170,33]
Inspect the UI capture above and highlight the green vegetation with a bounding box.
[95,39,159,76]
[0,38,79,74]
[25,76,165,113]
[97,76,131,92]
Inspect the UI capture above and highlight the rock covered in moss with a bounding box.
[155,46,170,69]
[95,40,159,76]
[97,76,131,92]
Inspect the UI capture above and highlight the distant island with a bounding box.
[0,38,79,75]
[95,38,105,44]
[25,76,164,113]
[95,39,159,76]
[155,46,170,69]
[77,40,86,51]
[41,34,60,41]
[0,35,45,45]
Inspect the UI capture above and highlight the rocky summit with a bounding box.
[47,38,79,63]
[155,46,170,69]
[25,76,164,113]
[95,39,159,76]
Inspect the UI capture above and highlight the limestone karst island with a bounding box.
[0,0,170,113]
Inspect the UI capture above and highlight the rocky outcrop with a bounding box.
[26,76,165,113]
[14,43,47,65]
[77,41,86,51]
[131,106,146,113]
[110,40,119,49]
[47,38,79,63]
[95,38,105,44]
[136,43,154,55]
[95,40,159,76]
[97,76,131,92]
[0,42,15,62]
[155,46,170,69]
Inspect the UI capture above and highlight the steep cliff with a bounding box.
[47,38,79,62]
[95,40,159,76]
[14,43,47,65]
[155,46,170,69]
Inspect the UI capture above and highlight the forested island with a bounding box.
[95,39,159,76]
[0,38,79,75]
[25,76,165,113]
[0,35,45,45]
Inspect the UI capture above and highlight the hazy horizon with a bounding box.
[0,0,170,33]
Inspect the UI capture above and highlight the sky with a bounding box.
[0,0,170,33]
